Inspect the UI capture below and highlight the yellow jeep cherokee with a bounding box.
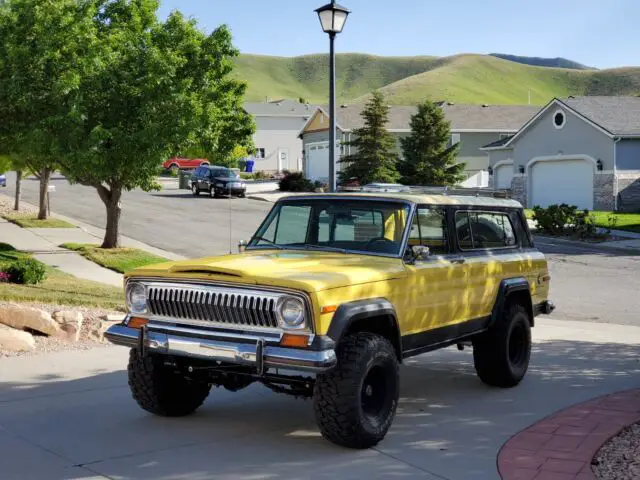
[105,190,554,449]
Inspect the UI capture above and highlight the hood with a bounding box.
[213,176,243,183]
[127,249,407,293]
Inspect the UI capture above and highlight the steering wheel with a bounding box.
[365,237,396,250]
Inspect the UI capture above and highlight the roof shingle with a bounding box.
[559,96,640,136]
[324,103,540,132]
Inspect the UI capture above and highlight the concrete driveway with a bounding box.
[1,318,639,480]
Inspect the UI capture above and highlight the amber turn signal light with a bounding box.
[127,317,149,329]
[321,305,337,314]
[280,333,310,348]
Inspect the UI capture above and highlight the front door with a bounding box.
[401,206,471,353]
[278,148,290,172]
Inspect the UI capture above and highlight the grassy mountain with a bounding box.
[234,53,640,106]
[489,53,593,70]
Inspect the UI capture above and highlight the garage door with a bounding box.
[306,143,329,181]
[529,159,594,210]
[494,164,514,189]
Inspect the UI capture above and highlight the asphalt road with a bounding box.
[3,172,639,326]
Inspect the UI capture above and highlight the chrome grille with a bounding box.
[145,283,281,329]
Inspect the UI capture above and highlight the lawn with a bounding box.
[590,212,640,234]
[2,212,76,228]
[0,243,124,309]
[61,243,169,274]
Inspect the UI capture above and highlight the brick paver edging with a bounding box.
[497,387,640,480]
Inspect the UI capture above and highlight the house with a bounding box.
[481,96,640,212]
[243,99,318,173]
[297,102,540,187]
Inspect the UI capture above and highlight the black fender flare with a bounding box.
[490,277,534,327]
[326,298,403,361]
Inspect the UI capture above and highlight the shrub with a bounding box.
[532,203,577,235]
[532,204,600,239]
[573,210,597,239]
[4,258,47,285]
[278,172,314,192]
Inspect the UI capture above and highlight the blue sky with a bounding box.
[157,0,639,69]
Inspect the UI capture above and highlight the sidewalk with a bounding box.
[0,196,185,287]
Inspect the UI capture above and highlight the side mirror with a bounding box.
[238,240,247,253]
[411,245,431,262]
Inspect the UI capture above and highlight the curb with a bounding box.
[497,387,640,480]
[533,234,640,255]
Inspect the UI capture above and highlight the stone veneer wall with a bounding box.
[594,173,615,211]
[617,171,640,212]
[510,175,527,207]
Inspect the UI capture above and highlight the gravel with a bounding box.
[592,422,640,480]
[0,301,122,358]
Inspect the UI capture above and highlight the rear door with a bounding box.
[452,208,521,318]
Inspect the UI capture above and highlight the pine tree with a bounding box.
[398,100,466,186]
[338,91,399,184]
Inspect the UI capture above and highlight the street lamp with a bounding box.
[315,1,350,192]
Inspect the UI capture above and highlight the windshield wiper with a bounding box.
[251,237,283,249]
[302,244,348,254]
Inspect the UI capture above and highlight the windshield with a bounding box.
[211,168,237,178]
[247,199,412,256]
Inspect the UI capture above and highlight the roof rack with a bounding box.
[404,185,512,199]
[339,184,511,199]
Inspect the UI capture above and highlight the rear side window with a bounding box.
[455,211,517,250]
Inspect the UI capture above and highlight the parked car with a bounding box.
[162,157,209,173]
[104,189,554,449]
[190,165,246,198]
[0,173,5,187]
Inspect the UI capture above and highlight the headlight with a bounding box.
[126,282,147,314]
[277,296,305,328]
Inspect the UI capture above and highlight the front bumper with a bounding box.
[104,321,337,374]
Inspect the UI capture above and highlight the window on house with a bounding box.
[255,148,265,158]
[451,133,461,145]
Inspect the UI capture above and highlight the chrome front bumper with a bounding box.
[104,322,337,374]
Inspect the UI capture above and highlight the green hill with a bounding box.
[234,53,640,106]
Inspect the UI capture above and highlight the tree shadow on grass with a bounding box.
[0,339,638,480]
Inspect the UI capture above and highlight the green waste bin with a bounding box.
[178,170,191,189]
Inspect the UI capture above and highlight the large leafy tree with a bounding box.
[60,0,255,248]
[398,100,465,186]
[338,91,400,184]
[0,0,100,219]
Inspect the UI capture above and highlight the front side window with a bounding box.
[249,199,411,256]
[409,207,449,254]
[455,211,517,250]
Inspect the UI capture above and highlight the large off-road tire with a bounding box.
[313,332,400,449]
[127,348,211,416]
[472,302,531,388]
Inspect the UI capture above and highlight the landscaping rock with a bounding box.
[593,422,640,480]
[0,304,62,337]
[52,310,84,342]
[0,324,35,352]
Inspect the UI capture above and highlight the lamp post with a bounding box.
[315,1,350,193]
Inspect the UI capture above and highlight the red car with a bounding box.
[162,157,210,173]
